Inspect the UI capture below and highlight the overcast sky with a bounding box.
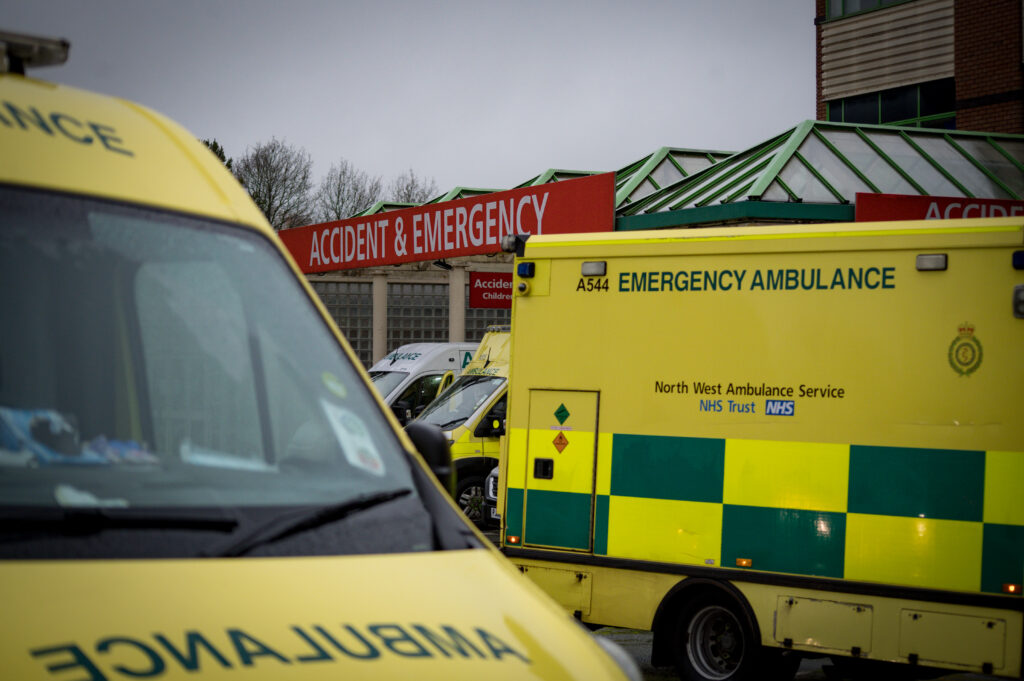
[5,0,815,193]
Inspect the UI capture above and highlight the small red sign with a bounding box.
[280,173,615,273]
[856,193,1024,221]
[470,272,512,309]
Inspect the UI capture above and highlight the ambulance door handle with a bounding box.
[534,458,554,479]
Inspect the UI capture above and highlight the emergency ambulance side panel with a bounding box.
[502,220,1024,677]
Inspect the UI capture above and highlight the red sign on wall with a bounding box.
[279,173,615,273]
[470,272,512,309]
[856,193,1024,221]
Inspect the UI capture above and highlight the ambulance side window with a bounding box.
[474,394,506,437]
[396,374,444,417]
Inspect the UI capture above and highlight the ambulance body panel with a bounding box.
[0,72,266,229]
[368,342,477,422]
[0,33,638,681]
[3,552,626,680]
[501,221,1024,679]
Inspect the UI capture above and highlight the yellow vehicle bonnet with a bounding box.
[461,329,511,378]
[0,70,266,230]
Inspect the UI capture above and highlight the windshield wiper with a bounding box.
[433,418,467,430]
[0,507,239,534]
[203,488,413,558]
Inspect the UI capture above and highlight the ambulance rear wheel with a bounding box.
[673,595,755,681]
[456,475,486,528]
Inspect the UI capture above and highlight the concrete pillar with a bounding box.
[372,274,387,362]
[449,266,466,342]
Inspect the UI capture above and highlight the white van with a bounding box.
[368,343,477,424]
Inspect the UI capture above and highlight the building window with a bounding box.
[311,280,373,367]
[826,0,907,20]
[387,282,448,349]
[465,284,511,342]
[826,78,955,129]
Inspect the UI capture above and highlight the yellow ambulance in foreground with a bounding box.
[415,327,510,527]
[0,31,641,681]
[499,222,1024,680]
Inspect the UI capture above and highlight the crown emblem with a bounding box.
[949,322,982,376]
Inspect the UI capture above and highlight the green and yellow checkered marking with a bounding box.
[506,432,1024,594]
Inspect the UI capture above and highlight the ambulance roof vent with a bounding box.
[0,30,70,75]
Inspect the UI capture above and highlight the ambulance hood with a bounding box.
[461,332,511,379]
[3,550,628,680]
[0,74,268,230]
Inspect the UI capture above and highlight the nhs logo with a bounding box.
[765,400,795,416]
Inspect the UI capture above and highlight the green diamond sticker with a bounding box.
[554,404,570,425]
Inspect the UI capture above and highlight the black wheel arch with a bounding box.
[454,456,498,482]
[650,577,762,669]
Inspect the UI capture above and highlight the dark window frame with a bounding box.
[825,78,955,130]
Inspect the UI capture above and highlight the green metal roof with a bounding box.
[345,153,732,219]
[514,169,602,188]
[614,147,733,209]
[423,187,499,204]
[617,121,1024,219]
[354,201,419,216]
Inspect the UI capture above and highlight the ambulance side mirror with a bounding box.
[404,422,455,497]
[474,418,505,438]
[391,400,412,426]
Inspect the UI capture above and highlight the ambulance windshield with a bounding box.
[369,370,409,398]
[0,186,435,558]
[416,375,505,431]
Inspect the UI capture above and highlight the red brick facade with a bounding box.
[816,0,1023,133]
[954,0,1024,133]
[815,0,827,121]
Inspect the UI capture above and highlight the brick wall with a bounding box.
[816,0,827,120]
[954,0,1024,133]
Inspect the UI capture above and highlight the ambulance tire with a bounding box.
[673,593,759,681]
[455,475,486,528]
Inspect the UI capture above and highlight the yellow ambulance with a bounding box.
[415,327,509,526]
[499,222,1024,680]
[0,31,641,681]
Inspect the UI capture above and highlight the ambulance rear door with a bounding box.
[520,389,599,552]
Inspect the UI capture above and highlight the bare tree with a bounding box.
[234,138,313,230]
[387,168,438,204]
[314,159,384,221]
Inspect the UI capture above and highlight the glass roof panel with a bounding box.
[778,157,839,204]
[761,180,791,202]
[819,128,918,196]
[628,179,657,203]
[994,139,1024,165]
[668,151,775,210]
[797,134,872,201]
[913,136,1012,199]
[650,158,683,187]
[956,138,1024,198]
[867,131,964,197]
[676,154,718,176]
